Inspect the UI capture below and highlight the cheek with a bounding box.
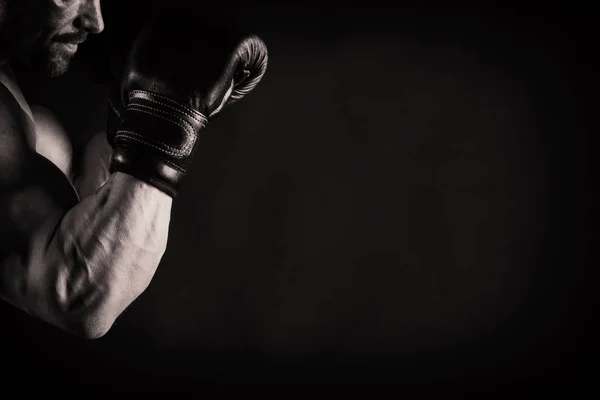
[48,0,81,26]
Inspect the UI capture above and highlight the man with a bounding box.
[0,0,268,339]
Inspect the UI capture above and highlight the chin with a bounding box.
[33,42,76,77]
[45,57,71,77]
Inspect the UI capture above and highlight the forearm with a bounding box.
[12,172,172,338]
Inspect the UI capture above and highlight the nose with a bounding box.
[75,0,105,34]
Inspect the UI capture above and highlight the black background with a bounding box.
[1,1,595,393]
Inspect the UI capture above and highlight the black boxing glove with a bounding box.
[109,9,268,197]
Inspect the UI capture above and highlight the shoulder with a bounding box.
[0,79,31,131]
[0,65,73,179]
[0,84,77,202]
[0,85,79,236]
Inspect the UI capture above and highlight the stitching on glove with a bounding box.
[128,103,198,132]
[136,99,205,126]
[130,90,205,122]
[126,106,194,136]
[130,92,206,125]
[117,130,193,157]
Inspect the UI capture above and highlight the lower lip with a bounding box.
[60,42,78,52]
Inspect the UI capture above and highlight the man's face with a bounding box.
[7,0,104,77]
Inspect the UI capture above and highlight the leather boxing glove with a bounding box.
[109,8,268,197]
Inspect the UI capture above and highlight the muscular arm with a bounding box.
[0,86,172,339]
[30,101,112,198]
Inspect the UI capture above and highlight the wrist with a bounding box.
[109,147,184,198]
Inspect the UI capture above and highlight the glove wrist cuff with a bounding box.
[109,90,207,197]
[109,147,183,197]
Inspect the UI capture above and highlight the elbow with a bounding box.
[2,289,114,340]
[4,289,115,340]
[47,293,114,339]
[58,287,148,340]
[61,310,117,340]
[55,289,130,340]
[51,274,152,339]
[77,314,115,340]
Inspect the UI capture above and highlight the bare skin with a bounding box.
[0,1,173,338]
